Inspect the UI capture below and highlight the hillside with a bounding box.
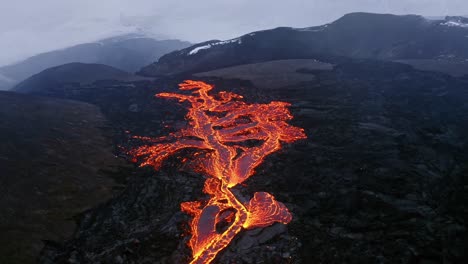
[0,92,126,264]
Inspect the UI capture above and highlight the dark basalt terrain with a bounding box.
[16,58,468,263]
[0,92,126,264]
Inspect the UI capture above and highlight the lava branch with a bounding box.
[184,181,249,264]
[128,80,306,264]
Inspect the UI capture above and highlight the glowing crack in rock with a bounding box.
[129,80,306,263]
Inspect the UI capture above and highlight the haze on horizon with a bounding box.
[0,0,467,66]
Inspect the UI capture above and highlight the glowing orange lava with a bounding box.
[129,80,306,263]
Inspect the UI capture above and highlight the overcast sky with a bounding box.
[0,0,467,66]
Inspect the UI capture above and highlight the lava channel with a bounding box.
[129,80,306,264]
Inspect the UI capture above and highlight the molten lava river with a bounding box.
[129,80,306,263]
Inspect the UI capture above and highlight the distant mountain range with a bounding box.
[0,34,190,90]
[12,13,468,95]
[139,13,468,77]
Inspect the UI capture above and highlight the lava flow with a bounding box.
[129,80,306,264]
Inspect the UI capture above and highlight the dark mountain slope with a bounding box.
[13,63,148,94]
[0,92,126,264]
[139,13,468,77]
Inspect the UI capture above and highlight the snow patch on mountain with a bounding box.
[440,17,468,28]
[294,24,329,32]
[441,21,468,28]
[188,44,212,55]
[188,38,242,55]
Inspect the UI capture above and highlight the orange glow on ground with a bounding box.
[129,80,306,263]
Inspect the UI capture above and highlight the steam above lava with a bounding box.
[129,80,306,263]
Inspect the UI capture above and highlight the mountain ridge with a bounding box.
[138,12,468,77]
